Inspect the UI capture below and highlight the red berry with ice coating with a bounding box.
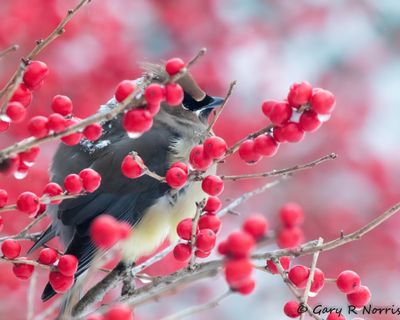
[346,285,371,308]
[202,175,224,196]
[16,191,40,215]
[90,215,121,249]
[242,214,268,240]
[38,248,58,265]
[283,301,300,318]
[1,240,21,259]
[281,122,305,143]
[203,136,227,160]
[287,81,313,108]
[310,267,325,293]
[266,256,291,274]
[165,83,184,106]
[299,110,321,132]
[0,189,8,208]
[336,270,361,294]
[177,218,197,240]
[268,101,292,125]
[64,174,83,194]
[165,58,185,76]
[173,243,192,262]
[58,254,78,276]
[280,203,304,227]
[43,182,63,204]
[204,196,221,213]
[23,60,49,89]
[51,95,73,116]
[277,227,304,248]
[288,265,310,289]
[198,214,221,233]
[195,228,216,252]
[104,304,133,320]
[123,109,153,133]
[189,145,212,171]
[61,118,82,146]
[166,167,187,189]
[115,80,136,102]
[144,83,165,105]
[83,123,102,141]
[226,231,255,259]
[224,258,253,288]
[238,140,262,164]
[28,116,49,138]
[6,102,26,122]
[11,83,32,107]
[79,168,102,193]
[13,262,34,280]
[47,113,67,133]
[49,271,74,293]
[311,89,336,114]
[253,134,279,157]
[19,146,40,163]
[121,155,143,178]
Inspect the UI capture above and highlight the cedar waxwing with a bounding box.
[29,63,224,302]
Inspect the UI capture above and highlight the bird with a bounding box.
[29,63,224,305]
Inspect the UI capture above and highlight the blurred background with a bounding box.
[1,0,400,319]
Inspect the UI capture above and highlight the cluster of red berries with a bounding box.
[276,203,305,249]
[90,215,132,250]
[116,58,185,135]
[238,82,335,164]
[218,214,269,295]
[173,196,223,261]
[87,303,134,320]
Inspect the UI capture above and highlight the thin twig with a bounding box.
[130,151,165,182]
[27,270,38,320]
[33,298,61,320]
[189,200,206,270]
[0,232,41,243]
[0,44,19,59]
[131,243,176,274]
[0,257,51,270]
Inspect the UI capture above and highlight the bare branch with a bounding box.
[0,44,19,59]
[27,270,38,320]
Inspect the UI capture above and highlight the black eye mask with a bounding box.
[182,93,213,111]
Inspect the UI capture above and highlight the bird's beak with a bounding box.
[204,96,224,109]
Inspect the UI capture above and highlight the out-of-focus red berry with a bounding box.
[165,58,185,76]
[6,102,26,122]
[327,312,346,320]
[224,258,253,288]
[173,243,192,262]
[123,109,153,133]
[195,249,211,258]
[242,214,268,240]
[115,80,136,103]
[23,60,49,89]
[279,203,304,227]
[83,123,103,141]
[28,116,49,138]
[217,240,228,255]
[11,83,32,107]
[43,182,63,204]
[16,191,40,215]
[121,155,143,178]
[64,174,83,194]
[0,189,8,208]
[201,175,224,196]
[79,168,102,193]
[299,110,321,132]
[238,140,262,164]
[235,278,256,295]
[226,231,255,259]
[189,145,212,171]
[165,83,184,106]
[51,95,73,116]
[195,228,216,252]
[203,136,227,159]
[1,240,22,259]
[287,81,313,108]
[104,304,134,320]
[277,226,304,248]
[165,167,187,189]
[38,248,58,265]
[90,215,121,249]
[311,89,336,114]
[336,270,361,294]
[118,222,132,240]
[49,271,74,293]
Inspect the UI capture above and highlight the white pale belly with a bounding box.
[121,166,216,261]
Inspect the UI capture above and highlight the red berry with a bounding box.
[61,118,83,146]
[287,81,313,108]
[38,248,58,265]
[283,301,300,318]
[51,95,73,116]
[327,313,346,320]
[118,222,132,240]
[0,189,8,208]
[123,109,153,133]
[64,174,83,194]
[217,240,228,255]
[90,215,121,249]
[1,240,21,259]
[11,83,32,107]
[165,83,184,106]
[79,168,102,193]
[261,100,279,117]
[194,249,211,258]
[87,314,104,320]
[336,270,361,294]
[273,126,286,143]
[198,214,221,233]
[173,243,192,262]
[310,267,325,293]
[58,254,78,276]
[6,102,26,122]
[226,231,255,259]
[280,203,304,227]
[165,58,185,76]
[176,218,197,241]
[238,140,262,164]
[36,203,47,217]
[170,162,189,174]
[19,146,40,163]
[242,214,268,240]
[346,285,371,308]
[253,134,279,157]
[236,278,256,295]
[144,83,165,105]
[115,80,136,103]
[121,155,143,179]
[268,101,292,125]
[47,113,67,133]
[311,89,336,114]
[49,271,74,293]
[104,304,133,320]
[266,256,291,274]
[0,119,10,132]
[16,191,40,215]
[23,60,49,89]
[299,110,321,132]
[203,136,227,159]
[195,228,216,252]
[28,116,49,138]
[288,265,310,288]
[43,182,63,204]
[202,175,224,196]
[165,167,187,189]
[224,258,253,288]
[0,215,5,231]
[83,123,102,141]
[189,145,212,171]
[280,122,305,143]
[13,262,34,280]
[204,196,221,213]
[277,227,304,248]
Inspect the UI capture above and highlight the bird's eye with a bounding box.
[182,93,212,111]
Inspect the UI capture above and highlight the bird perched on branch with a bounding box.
[29,63,223,306]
